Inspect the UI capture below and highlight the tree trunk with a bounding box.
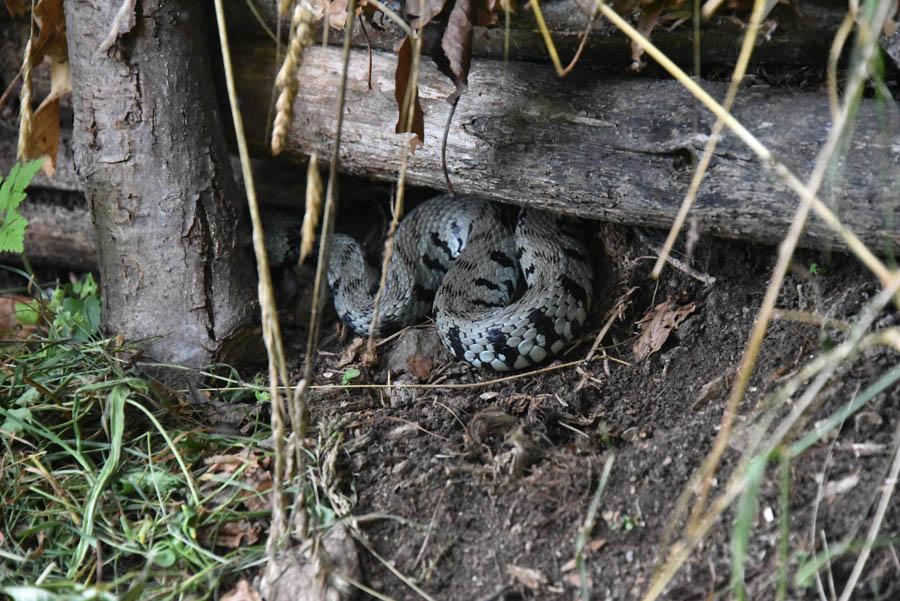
[65,0,258,375]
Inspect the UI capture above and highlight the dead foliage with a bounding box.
[632,293,696,362]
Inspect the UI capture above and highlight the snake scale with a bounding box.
[326,195,593,371]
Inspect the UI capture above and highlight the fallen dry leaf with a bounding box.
[18,0,70,176]
[204,448,261,474]
[394,35,426,150]
[505,564,548,590]
[202,449,272,512]
[336,336,365,368]
[0,296,44,340]
[564,571,593,588]
[23,97,60,176]
[221,579,263,601]
[207,519,262,549]
[406,353,432,380]
[632,296,696,362]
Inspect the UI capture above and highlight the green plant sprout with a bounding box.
[0,159,43,253]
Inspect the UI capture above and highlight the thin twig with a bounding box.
[212,0,297,570]
[364,0,425,363]
[651,0,767,280]
[595,0,895,288]
[836,419,900,601]
[304,1,358,385]
[442,95,460,195]
[682,0,897,535]
[642,272,900,601]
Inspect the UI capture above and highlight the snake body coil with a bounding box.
[327,195,593,371]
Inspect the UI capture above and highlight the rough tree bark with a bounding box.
[64,1,258,374]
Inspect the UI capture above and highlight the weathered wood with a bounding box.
[226,0,850,71]
[16,196,97,270]
[234,42,900,251]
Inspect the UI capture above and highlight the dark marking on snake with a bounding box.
[474,278,501,291]
[423,254,444,273]
[430,232,454,260]
[445,325,466,359]
[470,298,500,310]
[561,276,589,306]
[564,246,589,263]
[528,308,562,345]
[489,251,515,268]
[413,283,435,307]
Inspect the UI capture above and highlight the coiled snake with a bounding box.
[326,195,593,371]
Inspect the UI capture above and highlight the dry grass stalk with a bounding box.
[212,0,301,587]
[17,39,34,161]
[650,0,768,279]
[272,3,315,156]
[300,153,323,264]
[364,0,428,365]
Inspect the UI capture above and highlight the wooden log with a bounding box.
[226,0,850,71]
[234,42,900,251]
[15,198,98,271]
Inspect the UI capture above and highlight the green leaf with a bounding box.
[151,542,178,568]
[81,296,101,335]
[1,407,33,436]
[14,299,41,325]
[0,209,28,253]
[0,159,43,254]
[120,467,182,495]
[341,367,361,385]
[80,273,98,298]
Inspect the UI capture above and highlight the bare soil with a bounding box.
[281,209,900,601]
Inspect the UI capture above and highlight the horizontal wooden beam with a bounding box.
[227,0,849,71]
[235,43,900,251]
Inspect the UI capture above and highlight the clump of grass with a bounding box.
[0,278,312,599]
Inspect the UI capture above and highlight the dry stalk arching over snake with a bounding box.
[326,195,594,371]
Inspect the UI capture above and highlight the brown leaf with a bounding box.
[33,0,66,64]
[406,0,451,27]
[207,519,262,548]
[397,0,505,144]
[336,336,365,368]
[309,0,366,28]
[19,0,69,175]
[0,296,43,340]
[632,296,696,362]
[5,0,30,17]
[202,450,272,512]
[441,0,476,98]
[23,97,60,176]
[564,571,593,588]
[505,564,548,590]
[394,35,425,149]
[631,0,670,71]
[326,0,350,30]
[406,354,433,380]
[204,449,260,474]
[221,580,263,601]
